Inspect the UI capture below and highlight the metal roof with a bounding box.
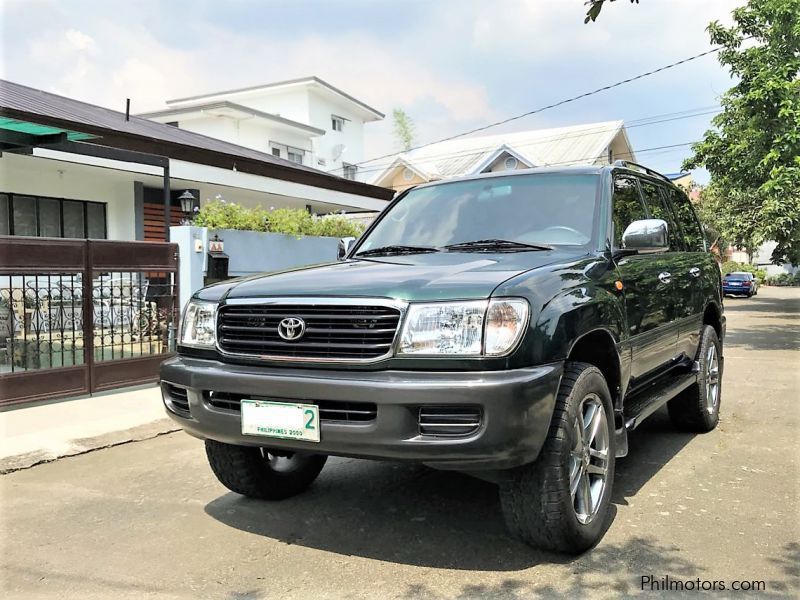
[0,79,392,200]
[373,121,631,185]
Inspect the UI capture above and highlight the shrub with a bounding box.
[193,201,365,238]
[766,272,800,287]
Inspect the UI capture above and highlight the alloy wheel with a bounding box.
[705,344,720,414]
[569,394,610,525]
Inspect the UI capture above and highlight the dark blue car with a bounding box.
[723,272,758,297]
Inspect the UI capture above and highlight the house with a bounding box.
[664,172,700,200]
[0,79,392,243]
[0,79,393,405]
[139,76,384,182]
[369,120,634,191]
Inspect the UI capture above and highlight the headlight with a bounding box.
[180,300,217,348]
[398,298,528,356]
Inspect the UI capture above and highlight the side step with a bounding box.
[623,371,698,431]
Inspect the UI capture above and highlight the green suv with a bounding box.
[161,161,725,554]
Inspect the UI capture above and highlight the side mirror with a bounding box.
[337,236,356,260]
[621,219,669,254]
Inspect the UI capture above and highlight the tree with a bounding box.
[684,0,800,265]
[392,108,415,151]
[584,0,639,24]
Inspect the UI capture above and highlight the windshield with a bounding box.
[357,173,600,253]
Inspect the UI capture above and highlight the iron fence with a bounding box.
[0,237,178,405]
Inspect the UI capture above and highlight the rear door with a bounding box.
[612,174,678,381]
[667,187,713,358]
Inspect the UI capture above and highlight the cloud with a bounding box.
[64,28,96,52]
[1,0,745,175]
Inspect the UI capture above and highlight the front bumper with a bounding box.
[159,356,563,471]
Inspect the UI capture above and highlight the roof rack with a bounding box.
[612,160,672,184]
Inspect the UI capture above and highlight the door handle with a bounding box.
[658,272,672,284]
[689,267,701,278]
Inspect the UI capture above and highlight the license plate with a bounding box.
[729,282,741,286]
[241,400,320,442]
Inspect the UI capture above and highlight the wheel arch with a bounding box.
[565,328,624,415]
[702,302,723,339]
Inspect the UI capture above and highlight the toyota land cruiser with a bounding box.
[160,161,725,554]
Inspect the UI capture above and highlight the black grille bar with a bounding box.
[204,392,377,423]
[419,406,482,437]
[217,302,402,361]
[164,384,190,417]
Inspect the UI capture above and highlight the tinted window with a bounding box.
[669,188,705,252]
[12,196,37,236]
[611,175,647,248]
[86,203,106,239]
[359,174,600,251]
[639,180,681,251]
[0,194,8,235]
[39,198,61,237]
[63,201,85,238]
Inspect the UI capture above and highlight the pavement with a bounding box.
[0,385,176,473]
[1,286,798,599]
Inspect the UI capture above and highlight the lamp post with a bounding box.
[178,190,197,224]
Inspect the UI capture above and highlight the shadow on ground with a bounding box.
[205,408,696,572]
[722,292,799,351]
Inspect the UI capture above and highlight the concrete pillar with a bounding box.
[170,225,208,310]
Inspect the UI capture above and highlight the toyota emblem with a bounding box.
[278,317,306,341]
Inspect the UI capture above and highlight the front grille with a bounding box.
[217,303,402,361]
[164,384,190,417]
[419,406,482,437]
[204,392,377,423]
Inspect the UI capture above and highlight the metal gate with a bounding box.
[0,236,178,406]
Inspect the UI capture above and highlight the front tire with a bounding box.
[668,325,721,432]
[205,440,327,500]
[499,362,616,554]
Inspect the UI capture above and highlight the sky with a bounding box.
[0,0,744,183]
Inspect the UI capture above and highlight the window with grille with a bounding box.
[0,193,106,239]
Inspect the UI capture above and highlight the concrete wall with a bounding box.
[0,152,137,240]
[171,225,338,308]
[176,116,314,166]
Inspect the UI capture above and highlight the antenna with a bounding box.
[125,98,130,121]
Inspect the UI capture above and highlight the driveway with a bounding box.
[2,287,798,599]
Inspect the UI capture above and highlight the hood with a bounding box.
[211,250,583,303]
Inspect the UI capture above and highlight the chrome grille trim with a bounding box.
[215,297,407,364]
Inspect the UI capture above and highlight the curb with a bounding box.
[1,419,181,474]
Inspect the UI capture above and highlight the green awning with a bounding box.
[0,117,95,141]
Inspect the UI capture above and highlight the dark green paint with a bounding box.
[188,166,724,394]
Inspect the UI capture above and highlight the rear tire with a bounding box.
[499,362,615,554]
[668,325,721,432]
[205,440,327,500]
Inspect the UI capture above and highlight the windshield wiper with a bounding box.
[355,244,440,257]
[444,239,553,252]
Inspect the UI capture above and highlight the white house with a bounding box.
[139,76,384,182]
[370,120,635,191]
[0,79,392,244]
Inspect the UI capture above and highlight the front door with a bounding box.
[611,174,678,382]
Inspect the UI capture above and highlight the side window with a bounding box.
[639,180,682,251]
[612,175,647,247]
[669,189,705,252]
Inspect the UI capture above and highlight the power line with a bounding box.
[350,108,719,179]
[330,46,725,174]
